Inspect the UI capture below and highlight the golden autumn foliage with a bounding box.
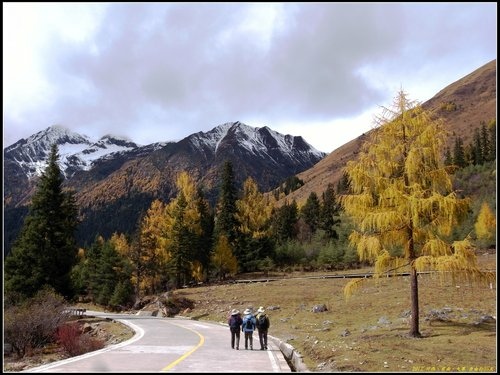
[164,171,203,239]
[110,232,131,256]
[138,199,170,294]
[236,177,274,239]
[138,171,210,290]
[474,202,496,242]
[340,90,495,337]
[211,235,238,279]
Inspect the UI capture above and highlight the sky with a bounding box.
[3,3,497,153]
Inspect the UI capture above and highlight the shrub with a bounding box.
[4,287,68,358]
[274,240,306,266]
[55,322,105,356]
[440,101,457,112]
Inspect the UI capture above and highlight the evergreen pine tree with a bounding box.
[320,183,341,239]
[488,119,496,161]
[452,137,466,168]
[300,192,321,234]
[480,122,490,163]
[194,187,214,280]
[443,147,453,166]
[169,191,194,288]
[271,200,299,244]
[336,171,351,195]
[5,144,79,300]
[472,127,483,165]
[214,160,240,254]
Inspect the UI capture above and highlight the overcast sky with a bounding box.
[3,2,497,153]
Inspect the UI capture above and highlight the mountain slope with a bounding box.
[69,122,326,216]
[275,59,497,206]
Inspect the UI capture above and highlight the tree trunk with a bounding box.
[409,264,422,337]
[406,213,422,337]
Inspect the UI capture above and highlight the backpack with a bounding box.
[229,315,240,329]
[258,314,267,329]
[243,316,254,330]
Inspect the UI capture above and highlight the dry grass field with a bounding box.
[174,251,496,372]
[4,252,495,373]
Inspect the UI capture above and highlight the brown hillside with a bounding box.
[276,59,496,206]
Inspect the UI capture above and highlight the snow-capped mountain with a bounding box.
[188,121,325,163]
[4,121,326,253]
[3,125,163,179]
[4,122,325,182]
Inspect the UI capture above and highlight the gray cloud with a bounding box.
[3,3,496,151]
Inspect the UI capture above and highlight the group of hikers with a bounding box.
[227,306,270,351]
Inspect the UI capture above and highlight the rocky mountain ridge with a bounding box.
[4,121,326,252]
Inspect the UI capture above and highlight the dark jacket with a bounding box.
[256,313,270,331]
[228,314,243,332]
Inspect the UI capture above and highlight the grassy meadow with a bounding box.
[174,252,496,372]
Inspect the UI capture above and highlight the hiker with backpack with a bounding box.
[228,309,243,350]
[241,308,257,350]
[255,306,270,350]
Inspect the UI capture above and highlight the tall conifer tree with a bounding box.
[271,200,299,244]
[301,192,321,233]
[320,183,341,239]
[5,144,79,299]
[214,160,240,253]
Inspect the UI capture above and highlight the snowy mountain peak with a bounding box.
[6,125,91,153]
[187,121,325,160]
[4,122,326,182]
[4,125,140,179]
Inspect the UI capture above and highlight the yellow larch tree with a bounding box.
[236,177,273,239]
[474,202,496,245]
[110,232,130,256]
[163,171,204,287]
[340,90,495,338]
[211,234,238,280]
[139,199,170,295]
[235,176,274,271]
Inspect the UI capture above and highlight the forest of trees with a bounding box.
[4,112,496,312]
[444,119,496,168]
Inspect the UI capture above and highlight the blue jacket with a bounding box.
[242,314,256,332]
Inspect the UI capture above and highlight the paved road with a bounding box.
[26,311,291,373]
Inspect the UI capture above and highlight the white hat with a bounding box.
[231,309,239,315]
[243,309,251,315]
[257,306,265,314]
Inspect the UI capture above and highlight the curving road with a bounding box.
[26,311,291,373]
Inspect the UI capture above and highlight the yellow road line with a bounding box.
[160,321,205,372]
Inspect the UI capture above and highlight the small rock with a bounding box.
[479,315,496,323]
[377,316,391,325]
[312,304,328,313]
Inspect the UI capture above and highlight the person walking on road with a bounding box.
[228,309,243,350]
[255,306,270,350]
[242,308,256,350]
